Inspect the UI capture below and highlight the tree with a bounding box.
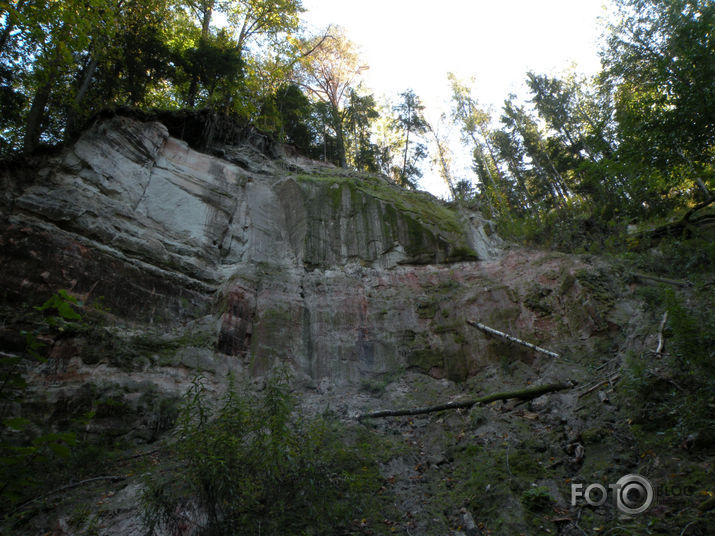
[17,0,121,152]
[182,0,304,109]
[64,0,176,135]
[372,101,403,180]
[526,72,616,164]
[449,74,512,214]
[186,0,216,38]
[426,116,457,199]
[181,30,242,109]
[226,0,304,75]
[343,89,379,171]
[1,0,185,152]
[258,83,314,153]
[392,89,427,188]
[499,97,570,210]
[296,27,367,167]
[602,0,714,204]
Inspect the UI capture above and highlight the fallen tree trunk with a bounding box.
[466,320,560,359]
[12,475,126,515]
[357,381,574,420]
[633,273,692,288]
[633,198,714,241]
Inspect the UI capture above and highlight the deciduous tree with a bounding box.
[296,27,367,167]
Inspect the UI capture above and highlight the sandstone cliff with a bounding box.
[1,116,703,535]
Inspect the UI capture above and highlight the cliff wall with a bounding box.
[0,116,657,535]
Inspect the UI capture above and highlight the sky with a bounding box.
[300,0,612,197]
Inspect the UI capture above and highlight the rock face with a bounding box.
[1,113,638,444]
[1,115,657,535]
[1,116,504,384]
[1,114,637,410]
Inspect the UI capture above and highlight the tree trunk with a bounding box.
[401,127,410,185]
[186,3,214,108]
[65,56,99,139]
[694,177,712,200]
[467,320,560,358]
[201,1,214,37]
[357,382,574,420]
[336,120,347,168]
[429,126,456,199]
[23,74,55,153]
[543,150,570,205]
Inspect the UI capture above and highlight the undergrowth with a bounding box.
[622,286,714,447]
[142,373,395,536]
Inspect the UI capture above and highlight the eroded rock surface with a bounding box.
[0,116,662,535]
[1,116,504,384]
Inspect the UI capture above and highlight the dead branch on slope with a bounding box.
[357,381,575,420]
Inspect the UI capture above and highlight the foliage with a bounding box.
[295,27,369,168]
[344,89,381,172]
[603,0,715,187]
[142,373,391,535]
[0,290,82,513]
[390,89,428,188]
[0,0,308,154]
[449,0,713,252]
[495,203,626,254]
[622,286,714,446]
[521,486,554,511]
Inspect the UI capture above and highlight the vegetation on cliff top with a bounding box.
[2,1,711,248]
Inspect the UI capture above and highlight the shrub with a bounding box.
[0,290,81,512]
[622,288,714,446]
[521,486,553,511]
[143,373,390,535]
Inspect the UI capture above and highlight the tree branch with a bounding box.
[633,198,714,242]
[357,381,574,420]
[577,374,620,399]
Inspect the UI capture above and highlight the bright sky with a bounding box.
[301,0,611,197]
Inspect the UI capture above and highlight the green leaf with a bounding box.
[49,442,71,458]
[3,417,31,431]
[0,355,21,367]
[57,289,79,304]
[56,301,81,321]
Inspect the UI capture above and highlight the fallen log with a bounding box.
[633,273,692,288]
[633,198,714,242]
[467,320,560,359]
[11,475,126,514]
[357,381,574,420]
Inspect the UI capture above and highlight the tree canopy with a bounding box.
[1,0,712,223]
[449,0,713,250]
